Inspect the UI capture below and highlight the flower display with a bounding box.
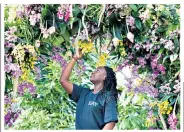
[4,4,180,130]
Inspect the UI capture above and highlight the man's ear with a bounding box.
[103,75,106,80]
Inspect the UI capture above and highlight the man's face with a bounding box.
[90,67,107,83]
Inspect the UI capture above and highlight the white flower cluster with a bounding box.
[164,40,175,51]
[159,83,171,95]
[173,80,180,93]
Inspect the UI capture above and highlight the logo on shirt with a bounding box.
[88,101,98,106]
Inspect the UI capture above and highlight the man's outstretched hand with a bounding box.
[73,48,83,60]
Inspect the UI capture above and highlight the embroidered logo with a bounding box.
[88,101,98,106]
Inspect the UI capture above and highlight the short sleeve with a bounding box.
[104,98,118,124]
[69,83,87,102]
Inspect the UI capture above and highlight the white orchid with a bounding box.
[164,40,175,51]
[112,37,120,47]
[8,7,17,23]
[127,32,134,43]
[139,9,150,22]
[48,26,56,35]
[35,40,41,48]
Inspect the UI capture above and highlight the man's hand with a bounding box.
[73,48,83,60]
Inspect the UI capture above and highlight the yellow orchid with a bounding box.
[120,47,127,56]
[96,53,109,67]
[158,100,172,115]
[78,39,94,54]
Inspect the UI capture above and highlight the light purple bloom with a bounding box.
[4,42,15,48]
[38,55,48,65]
[152,70,159,79]
[5,112,11,124]
[82,66,86,71]
[151,61,157,69]
[148,110,153,118]
[52,46,65,54]
[5,55,12,63]
[144,42,153,51]
[128,53,134,60]
[16,10,24,18]
[132,65,138,73]
[18,82,36,95]
[24,5,31,16]
[8,122,13,127]
[34,66,41,80]
[52,53,63,63]
[4,63,22,77]
[29,13,41,26]
[4,95,11,105]
[150,55,158,69]
[117,60,130,71]
[134,43,142,50]
[5,33,17,43]
[145,54,151,59]
[127,16,135,27]
[137,57,146,67]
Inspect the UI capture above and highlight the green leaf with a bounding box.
[135,18,142,31]
[59,23,66,34]
[129,4,138,12]
[138,4,145,9]
[62,31,70,42]
[174,37,179,47]
[156,25,168,33]
[73,5,80,17]
[161,93,177,101]
[169,97,176,105]
[161,10,170,19]
[52,36,64,46]
[115,25,123,40]
[163,55,170,63]
[5,77,13,92]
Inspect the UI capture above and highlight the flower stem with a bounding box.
[125,16,129,33]
[158,110,167,130]
[82,5,89,40]
[173,94,179,118]
[98,4,106,27]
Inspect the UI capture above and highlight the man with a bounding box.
[60,50,118,130]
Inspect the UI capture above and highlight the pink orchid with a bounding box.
[168,114,178,130]
[157,64,166,74]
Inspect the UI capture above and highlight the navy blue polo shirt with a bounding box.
[69,83,118,130]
